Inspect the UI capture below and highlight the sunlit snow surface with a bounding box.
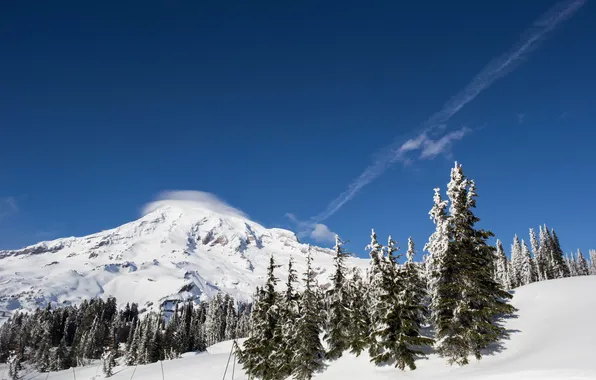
[3,276,595,379]
[0,199,368,316]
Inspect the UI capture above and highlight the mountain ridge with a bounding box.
[0,198,368,317]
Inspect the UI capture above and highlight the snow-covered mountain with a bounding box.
[0,196,368,315]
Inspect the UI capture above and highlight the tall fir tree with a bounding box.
[576,249,590,276]
[510,235,523,288]
[550,229,570,278]
[520,240,537,285]
[423,187,450,325]
[324,235,352,360]
[431,162,515,365]
[538,226,554,280]
[371,236,434,370]
[271,256,300,378]
[237,255,281,380]
[292,250,325,380]
[494,239,509,289]
[529,228,544,281]
[345,267,371,356]
[364,228,386,352]
[8,352,22,380]
[589,250,596,275]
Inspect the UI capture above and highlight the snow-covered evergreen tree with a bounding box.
[34,321,52,372]
[589,250,596,275]
[8,352,22,380]
[576,249,590,276]
[431,162,515,366]
[494,239,509,289]
[346,267,370,356]
[102,348,116,377]
[510,235,523,288]
[424,187,450,315]
[538,226,554,280]
[51,336,70,371]
[529,228,544,281]
[550,229,570,278]
[126,318,142,365]
[271,256,300,378]
[520,240,537,285]
[292,250,325,380]
[224,297,237,340]
[566,254,577,277]
[371,236,434,370]
[324,235,352,360]
[237,255,281,380]
[205,294,224,346]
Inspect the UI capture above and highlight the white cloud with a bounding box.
[0,196,18,220]
[419,127,470,159]
[285,214,337,244]
[311,0,584,222]
[142,190,248,219]
[310,223,337,243]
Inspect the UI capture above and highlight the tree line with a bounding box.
[0,293,251,378]
[493,225,595,289]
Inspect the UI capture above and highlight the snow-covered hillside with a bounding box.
[5,276,595,380]
[0,196,367,315]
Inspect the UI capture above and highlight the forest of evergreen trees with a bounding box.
[493,229,596,289]
[0,293,251,378]
[0,162,594,380]
[236,162,596,380]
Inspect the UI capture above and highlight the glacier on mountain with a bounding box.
[0,196,368,317]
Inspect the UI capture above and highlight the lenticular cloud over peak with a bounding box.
[141,190,249,219]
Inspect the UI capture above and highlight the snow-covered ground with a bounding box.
[0,197,368,316]
[4,275,594,380]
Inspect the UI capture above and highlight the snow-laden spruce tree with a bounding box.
[423,188,450,318]
[529,228,544,281]
[224,296,237,341]
[274,256,300,377]
[510,235,523,288]
[51,335,71,371]
[237,255,281,380]
[8,352,22,380]
[576,249,590,276]
[538,226,555,280]
[126,318,142,365]
[520,240,538,285]
[292,250,325,380]
[431,162,515,366]
[370,236,434,370]
[566,254,577,277]
[346,266,371,356]
[494,240,509,289]
[324,235,352,360]
[365,229,385,334]
[589,250,596,275]
[550,229,570,278]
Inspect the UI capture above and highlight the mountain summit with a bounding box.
[0,195,365,315]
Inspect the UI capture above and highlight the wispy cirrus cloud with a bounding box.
[0,196,18,220]
[307,0,585,224]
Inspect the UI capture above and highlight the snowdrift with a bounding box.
[4,276,595,379]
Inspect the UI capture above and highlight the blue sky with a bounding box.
[1,0,594,259]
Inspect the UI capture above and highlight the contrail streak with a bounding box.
[312,0,585,223]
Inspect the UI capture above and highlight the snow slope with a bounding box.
[0,197,368,316]
[4,276,594,380]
